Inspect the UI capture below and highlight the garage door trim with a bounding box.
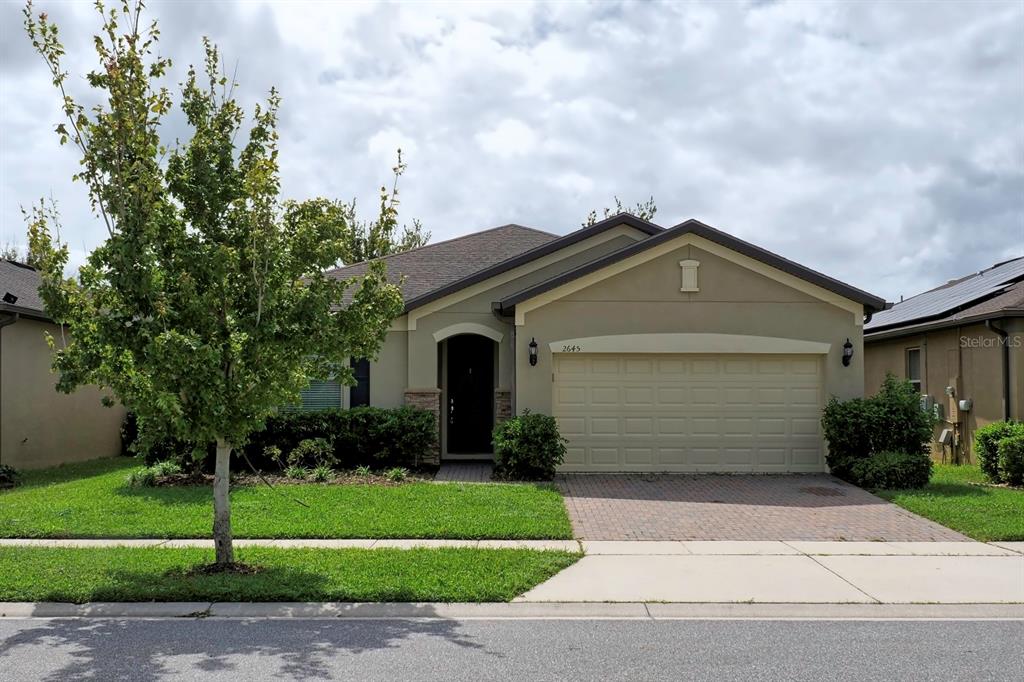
[548,333,831,355]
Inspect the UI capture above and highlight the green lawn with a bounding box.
[0,546,579,603]
[0,458,572,540]
[876,464,1024,542]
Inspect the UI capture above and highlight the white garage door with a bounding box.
[553,354,824,472]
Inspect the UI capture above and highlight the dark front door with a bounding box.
[446,335,495,454]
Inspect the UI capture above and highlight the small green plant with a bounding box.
[263,445,283,467]
[974,421,1023,483]
[996,433,1024,487]
[850,450,932,490]
[126,460,183,488]
[384,467,408,482]
[288,438,337,469]
[492,411,567,481]
[0,464,20,490]
[284,464,309,480]
[309,464,334,483]
[354,465,372,477]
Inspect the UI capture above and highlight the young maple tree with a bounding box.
[24,0,403,567]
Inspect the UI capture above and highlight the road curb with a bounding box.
[2,602,1022,620]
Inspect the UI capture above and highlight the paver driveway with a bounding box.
[557,474,968,541]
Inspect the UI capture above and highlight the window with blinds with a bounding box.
[286,379,342,412]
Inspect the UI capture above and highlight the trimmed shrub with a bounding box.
[0,464,20,490]
[850,450,932,490]
[996,433,1024,487]
[120,412,208,467]
[492,411,567,481]
[822,373,934,481]
[820,396,876,480]
[974,421,1022,483]
[122,406,437,474]
[243,406,437,471]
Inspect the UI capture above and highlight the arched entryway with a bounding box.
[439,333,498,457]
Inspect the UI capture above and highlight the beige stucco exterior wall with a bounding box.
[514,242,865,417]
[865,319,1024,461]
[401,227,647,390]
[1,318,125,469]
[367,330,409,408]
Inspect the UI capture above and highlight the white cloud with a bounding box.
[1,0,1021,301]
[475,118,539,159]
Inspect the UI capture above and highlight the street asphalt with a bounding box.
[0,617,1021,680]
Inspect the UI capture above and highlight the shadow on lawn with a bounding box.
[0,605,495,680]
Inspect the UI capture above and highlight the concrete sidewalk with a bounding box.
[519,541,1024,604]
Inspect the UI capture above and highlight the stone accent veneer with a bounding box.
[494,389,512,425]
[404,388,441,465]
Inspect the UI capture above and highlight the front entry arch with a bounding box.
[442,334,496,456]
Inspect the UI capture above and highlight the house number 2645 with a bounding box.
[561,344,582,353]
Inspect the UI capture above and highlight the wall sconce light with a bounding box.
[842,338,854,367]
[528,337,538,366]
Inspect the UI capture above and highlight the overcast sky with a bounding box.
[1,0,1022,302]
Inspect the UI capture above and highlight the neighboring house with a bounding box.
[323,215,886,472]
[0,260,125,469]
[864,257,1024,463]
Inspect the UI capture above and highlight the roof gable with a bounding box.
[325,214,663,312]
[497,219,887,313]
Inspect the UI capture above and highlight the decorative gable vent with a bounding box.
[678,259,700,292]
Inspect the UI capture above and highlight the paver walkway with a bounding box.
[557,474,969,541]
[434,461,494,483]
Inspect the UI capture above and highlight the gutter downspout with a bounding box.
[986,319,1011,421]
[0,312,20,466]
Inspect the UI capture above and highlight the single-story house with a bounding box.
[321,215,886,472]
[0,259,125,469]
[865,256,1024,463]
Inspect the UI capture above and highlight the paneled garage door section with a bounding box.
[553,354,824,472]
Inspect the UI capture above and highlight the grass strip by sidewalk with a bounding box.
[0,458,572,540]
[876,464,1024,542]
[0,546,580,603]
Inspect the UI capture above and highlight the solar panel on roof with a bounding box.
[866,258,1024,330]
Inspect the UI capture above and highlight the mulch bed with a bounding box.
[148,469,435,488]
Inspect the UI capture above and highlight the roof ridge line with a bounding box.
[325,223,555,274]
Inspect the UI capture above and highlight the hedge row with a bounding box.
[122,406,437,471]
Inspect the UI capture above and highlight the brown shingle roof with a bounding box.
[326,224,558,304]
[0,260,46,317]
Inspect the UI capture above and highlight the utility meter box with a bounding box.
[958,398,973,412]
[920,394,934,413]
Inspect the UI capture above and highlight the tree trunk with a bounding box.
[213,438,234,566]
